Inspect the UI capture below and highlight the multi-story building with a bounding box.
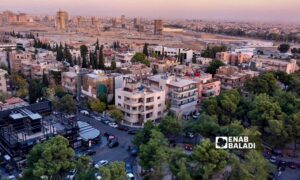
[148,45,194,62]
[0,69,8,93]
[150,58,178,74]
[216,51,252,65]
[115,78,165,127]
[115,52,134,64]
[184,72,221,101]
[9,51,32,72]
[119,63,152,80]
[0,97,29,110]
[81,70,114,100]
[148,75,198,116]
[154,19,163,35]
[215,66,259,90]
[252,58,298,74]
[62,66,80,94]
[56,10,68,30]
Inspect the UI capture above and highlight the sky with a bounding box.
[0,0,299,23]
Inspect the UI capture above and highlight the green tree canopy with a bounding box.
[191,139,229,179]
[158,115,181,137]
[132,52,150,66]
[90,99,106,113]
[22,136,75,179]
[205,60,225,75]
[277,43,290,53]
[99,162,127,180]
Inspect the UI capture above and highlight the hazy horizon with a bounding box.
[1,0,299,23]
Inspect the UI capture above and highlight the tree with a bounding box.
[98,45,105,69]
[109,108,123,123]
[277,43,290,53]
[191,139,228,179]
[99,162,127,180]
[22,136,75,179]
[139,129,169,176]
[60,94,76,114]
[174,158,192,180]
[245,73,279,95]
[42,87,55,101]
[286,113,300,153]
[110,60,117,70]
[143,43,149,57]
[229,151,269,180]
[159,115,181,137]
[80,45,88,68]
[132,52,150,66]
[28,79,45,103]
[90,99,106,113]
[64,44,73,66]
[205,60,225,75]
[248,94,289,147]
[56,43,64,61]
[201,45,227,59]
[132,121,156,147]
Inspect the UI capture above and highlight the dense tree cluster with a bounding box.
[205,59,225,74]
[131,52,150,66]
[201,45,227,59]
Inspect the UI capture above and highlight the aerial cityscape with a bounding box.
[0,0,299,179]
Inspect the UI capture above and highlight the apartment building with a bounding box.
[81,70,114,100]
[119,63,152,80]
[253,58,298,74]
[148,45,194,62]
[183,72,221,101]
[150,58,178,74]
[0,69,8,93]
[215,66,259,90]
[216,51,252,65]
[62,67,79,94]
[148,75,198,116]
[115,51,134,63]
[115,78,165,127]
[9,51,32,72]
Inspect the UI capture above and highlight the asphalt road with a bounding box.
[76,114,140,179]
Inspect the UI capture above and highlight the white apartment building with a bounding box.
[148,75,198,116]
[115,51,135,63]
[115,78,165,127]
[148,45,194,62]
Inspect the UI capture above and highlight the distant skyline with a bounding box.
[1,0,299,23]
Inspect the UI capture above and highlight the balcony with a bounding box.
[173,86,197,93]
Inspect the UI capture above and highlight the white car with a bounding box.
[127,173,135,180]
[80,110,89,116]
[66,169,77,180]
[94,160,109,168]
[109,122,118,128]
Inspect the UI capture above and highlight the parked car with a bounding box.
[125,163,133,173]
[269,156,278,164]
[127,173,135,180]
[109,122,118,128]
[184,144,193,151]
[108,140,119,148]
[80,110,90,116]
[94,160,109,168]
[128,130,138,135]
[186,132,195,139]
[130,147,139,156]
[95,173,102,180]
[192,112,200,119]
[277,160,287,171]
[66,169,77,180]
[287,162,298,169]
[86,150,96,156]
[101,118,110,124]
[118,125,129,131]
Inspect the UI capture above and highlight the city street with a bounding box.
[76,114,140,179]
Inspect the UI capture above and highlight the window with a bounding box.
[118,96,121,99]
[157,96,160,100]
[158,104,161,107]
